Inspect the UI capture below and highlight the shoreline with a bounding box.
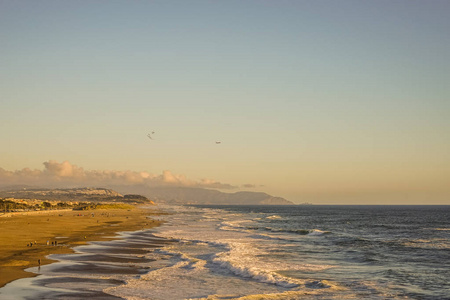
[0,205,163,288]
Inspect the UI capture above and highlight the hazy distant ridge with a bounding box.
[140,186,294,205]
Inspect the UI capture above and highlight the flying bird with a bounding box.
[147,132,155,140]
[215,141,221,144]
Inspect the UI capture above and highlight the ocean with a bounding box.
[1,205,449,299]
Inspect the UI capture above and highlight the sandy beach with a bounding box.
[0,205,162,288]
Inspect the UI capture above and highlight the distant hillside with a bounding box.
[110,185,294,205]
[0,186,294,206]
[0,187,153,204]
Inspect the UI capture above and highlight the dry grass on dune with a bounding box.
[0,206,162,288]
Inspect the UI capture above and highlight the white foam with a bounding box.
[105,205,335,299]
[266,215,282,220]
[402,238,450,250]
[308,229,330,236]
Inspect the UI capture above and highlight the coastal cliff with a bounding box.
[0,187,152,205]
[112,186,294,205]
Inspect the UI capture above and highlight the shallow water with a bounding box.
[0,230,169,299]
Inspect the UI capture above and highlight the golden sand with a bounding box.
[0,206,161,288]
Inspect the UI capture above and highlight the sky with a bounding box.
[1,0,449,204]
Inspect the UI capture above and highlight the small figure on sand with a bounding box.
[38,259,41,266]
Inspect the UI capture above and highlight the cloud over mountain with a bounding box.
[0,160,236,190]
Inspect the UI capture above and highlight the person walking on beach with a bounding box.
[38,259,41,266]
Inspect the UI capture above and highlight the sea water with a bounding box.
[2,205,448,299]
[105,205,450,299]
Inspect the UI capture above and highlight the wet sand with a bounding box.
[0,206,162,288]
[0,230,173,299]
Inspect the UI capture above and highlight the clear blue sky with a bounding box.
[1,0,449,204]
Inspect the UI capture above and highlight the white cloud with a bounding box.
[0,160,237,190]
